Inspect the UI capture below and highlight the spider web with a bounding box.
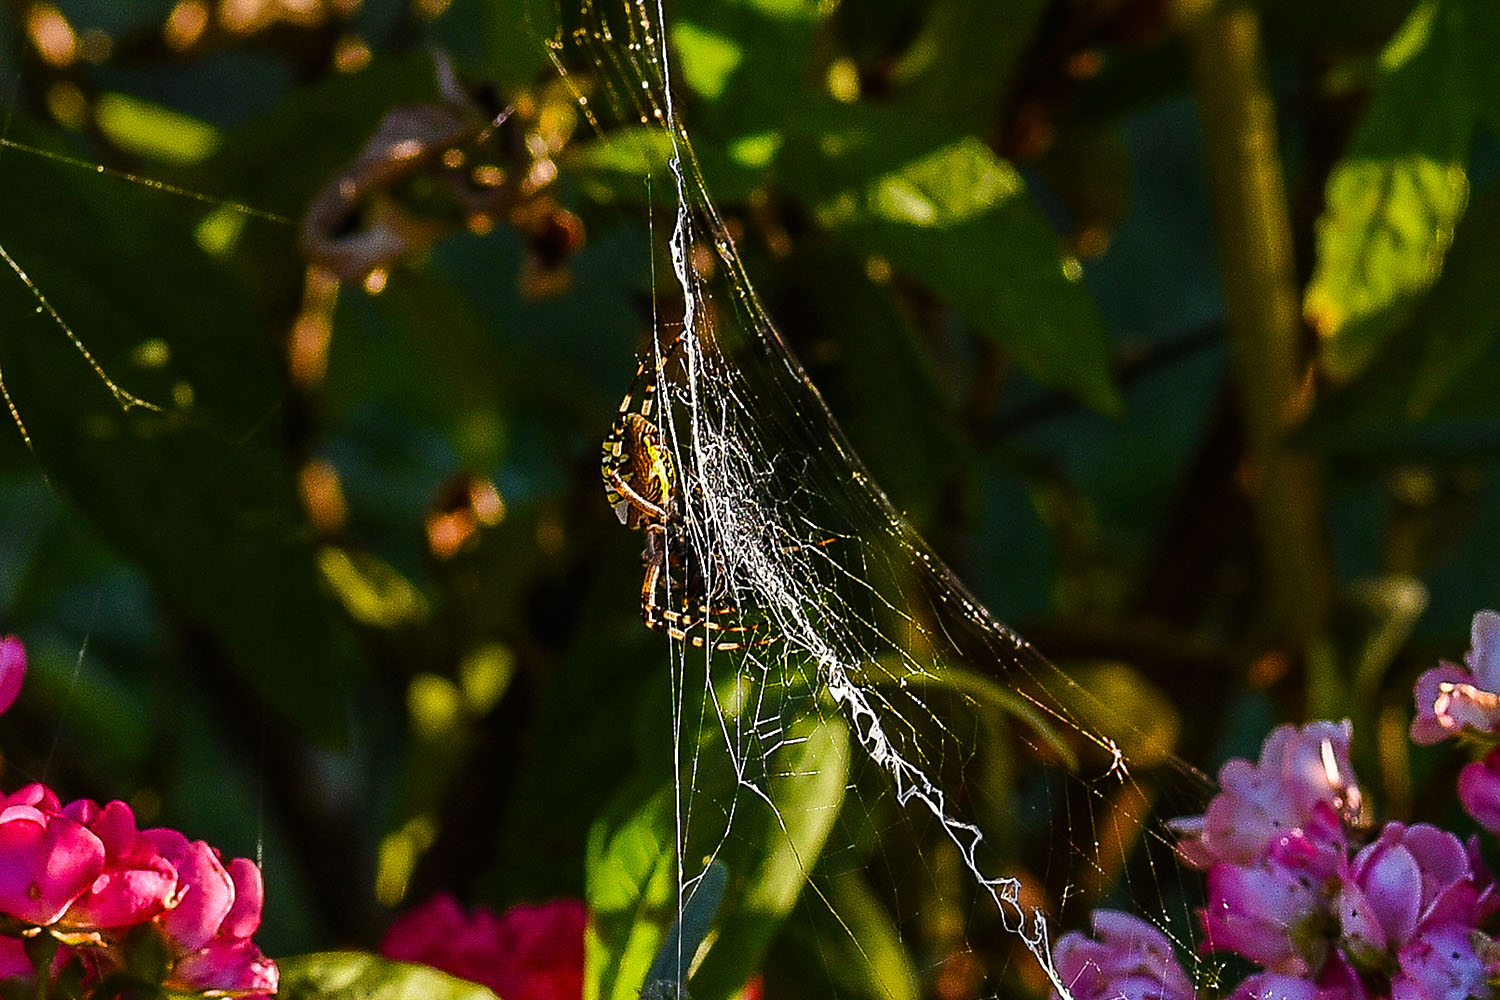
[550,2,1218,996]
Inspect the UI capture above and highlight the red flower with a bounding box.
[382,893,585,1000]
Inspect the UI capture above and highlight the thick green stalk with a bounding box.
[1179,1,1333,643]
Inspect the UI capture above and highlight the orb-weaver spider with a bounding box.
[600,335,763,651]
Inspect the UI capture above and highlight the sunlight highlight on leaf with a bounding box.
[670,22,744,100]
[1305,0,1479,380]
[94,92,221,165]
[797,114,1121,412]
[867,137,1025,227]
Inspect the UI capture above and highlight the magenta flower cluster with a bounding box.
[0,636,276,998]
[1052,611,1500,1000]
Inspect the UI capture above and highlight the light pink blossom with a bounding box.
[1198,807,1346,974]
[1335,823,1500,1000]
[1392,921,1500,1000]
[1170,721,1362,870]
[1227,955,1367,1000]
[1411,611,1500,744]
[1050,909,1194,1000]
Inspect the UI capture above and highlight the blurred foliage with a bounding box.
[0,0,1499,997]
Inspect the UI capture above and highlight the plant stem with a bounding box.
[1178,0,1334,645]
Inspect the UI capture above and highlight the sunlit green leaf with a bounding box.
[94,93,221,165]
[786,107,1119,413]
[688,712,850,998]
[278,953,498,1000]
[586,693,849,1000]
[1305,0,1500,379]
[586,785,677,1000]
[821,870,921,1000]
[671,22,745,100]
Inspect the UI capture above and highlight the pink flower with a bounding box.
[1411,611,1500,745]
[0,781,275,998]
[1336,823,1500,999]
[0,786,105,925]
[1199,808,1346,974]
[0,935,89,986]
[382,893,585,1000]
[1459,748,1500,833]
[1393,922,1500,1000]
[58,799,177,929]
[1170,722,1362,870]
[144,829,277,996]
[0,637,25,716]
[1050,909,1194,1000]
[1227,955,1367,1000]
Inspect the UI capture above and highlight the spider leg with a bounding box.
[642,554,773,651]
[606,468,671,524]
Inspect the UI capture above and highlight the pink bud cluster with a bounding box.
[0,636,275,998]
[1053,611,1500,1000]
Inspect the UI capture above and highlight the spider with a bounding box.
[600,338,763,651]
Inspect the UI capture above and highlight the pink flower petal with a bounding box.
[56,801,178,929]
[1460,749,1500,835]
[145,835,234,953]
[0,637,26,716]
[1467,611,1500,691]
[1393,923,1491,1000]
[1052,909,1193,1000]
[0,806,105,925]
[170,937,279,995]
[381,894,586,1000]
[1201,862,1326,974]
[1348,835,1421,947]
[0,936,33,981]
[222,858,264,939]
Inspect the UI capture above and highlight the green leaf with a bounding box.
[1406,177,1500,414]
[888,0,1050,132]
[817,870,921,1000]
[784,106,1119,413]
[1306,174,1500,435]
[586,689,850,1000]
[93,93,221,166]
[643,861,728,990]
[277,953,499,1000]
[1305,0,1498,378]
[586,785,678,1000]
[671,22,746,101]
[688,711,850,998]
